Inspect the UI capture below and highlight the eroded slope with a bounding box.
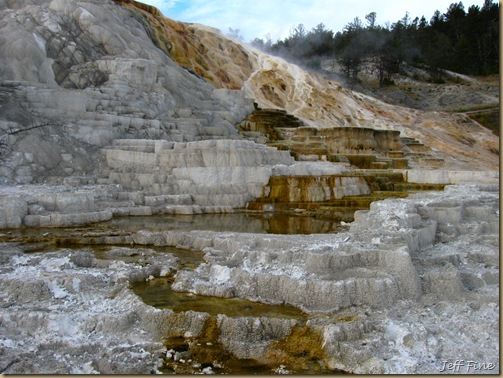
[119,0,499,171]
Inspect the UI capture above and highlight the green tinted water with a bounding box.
[106,212,344,234]
[1,213,348,374]
[132,276,307,320]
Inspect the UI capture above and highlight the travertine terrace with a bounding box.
[0,0,499,374]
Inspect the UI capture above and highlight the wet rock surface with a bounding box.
[0,0,499,374]
[0,247,175,374]
[0,184,497,374]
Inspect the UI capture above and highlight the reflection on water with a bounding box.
[107,212,346,234]
[3,223,347,374]
[132,276,307,320]
[1,210,350,374]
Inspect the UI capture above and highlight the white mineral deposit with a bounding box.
[0,0,498,374]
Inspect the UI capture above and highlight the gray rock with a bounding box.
[0,196,27,228]
[0,0,256,184]
[422,263,465,300]
[23,210,112,227]
[216,315,297,359]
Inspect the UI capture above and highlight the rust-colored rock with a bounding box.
[115,0,257,89]
[116,1,498,171]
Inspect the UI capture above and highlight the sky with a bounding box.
[139,0,487,42]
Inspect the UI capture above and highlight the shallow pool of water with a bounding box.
[106,213,342,234]
[132,276,307,320]
[4,234,347,374]
[107,212,346,234]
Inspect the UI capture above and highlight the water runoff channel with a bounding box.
[2,212,352,374]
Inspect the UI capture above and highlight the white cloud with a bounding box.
[142,0,179,11]
[139,0,486,42]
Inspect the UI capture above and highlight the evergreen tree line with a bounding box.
[250,0,499,84]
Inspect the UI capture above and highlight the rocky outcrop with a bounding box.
[0,246,177,374]
[0,0,499,374]
[169,213,426,312]
[149,185,493,313]
[121,2,498,171]
[400,169,500,185]
[238,108,411,168]
[1,166,495,229]
[114,0,256,90]
[257,175,372,203]
[1,0,496,188]
[79,183,497,373]
[101,139,295,210]
[0,185,114,228]
[0,184,498,374]
[0,0,256,185]
[241,59,499,170]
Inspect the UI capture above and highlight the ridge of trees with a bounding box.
[250,0,499,84]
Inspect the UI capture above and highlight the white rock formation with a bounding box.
[101,138,296,210]
[0,185,115,228]
[0,185,498,374]
[161,184,498,373]
[0,0,255,184]
[0,0,499,374]
[401,169,500,184]
[0,246,177,374]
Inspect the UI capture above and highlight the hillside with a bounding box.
[0,0,499,375]
[117,0,498,171]
[0,0,255,183]
[321,59,499,132]
[0,0,499,185]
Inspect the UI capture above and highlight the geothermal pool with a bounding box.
[2,184,498,374]
[1,212,348,374]
[106,212,348,234]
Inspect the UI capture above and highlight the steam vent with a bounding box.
[0,0,499,374]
